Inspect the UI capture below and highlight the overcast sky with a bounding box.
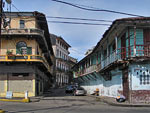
[8,0,150,61]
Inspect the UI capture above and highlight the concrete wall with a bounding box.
[6,17,36,29]
[8,80,33,92]
[81,68,123,98]
[129,62,150,103]
[0,80,5,92]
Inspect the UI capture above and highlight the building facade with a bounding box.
[50,34,71,87]
[0,12,54,97]
[73,17,150,103]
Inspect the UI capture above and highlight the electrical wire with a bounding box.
[50,0,144,17]
[47,20,110,26]
[46,16,113,22]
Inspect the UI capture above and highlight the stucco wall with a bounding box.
[129,63,150,90]
[1,38,37,55]
[129,62,150,102]
[0,80,5,92]
[81,69,123,98]
[8,80,33,92]
[9,17,36,29]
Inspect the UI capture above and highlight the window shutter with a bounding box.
[27,47,32,55]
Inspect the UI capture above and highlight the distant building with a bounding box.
[0,11,54,97]
[68,56,78,84]
[50,34,71,87]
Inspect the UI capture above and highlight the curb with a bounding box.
[0,110,5,113]
[89,95,150,107]
[0,98,30,103]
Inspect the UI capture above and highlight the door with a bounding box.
[143,29,150,56]
[121,34,126,59]
[122,69,129,100]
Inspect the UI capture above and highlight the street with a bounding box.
[0,88,150,113]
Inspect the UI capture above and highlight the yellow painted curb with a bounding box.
[0,110,5,113]
[0,98,30,103]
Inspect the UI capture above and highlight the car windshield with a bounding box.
[77,87,84,90]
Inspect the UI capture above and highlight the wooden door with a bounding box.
[122,69,129,100]
[143,29,150,56]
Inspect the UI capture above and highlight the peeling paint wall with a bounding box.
[129,62,150,102]
[81,68,123,98]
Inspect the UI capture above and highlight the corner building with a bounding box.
[0,12,54,97]
[73,17,150,103]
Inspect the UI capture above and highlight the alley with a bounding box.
[0,88,150,113]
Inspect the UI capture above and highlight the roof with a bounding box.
[50,33,71,47]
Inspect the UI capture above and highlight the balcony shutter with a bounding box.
[16,47,21,54]
[27,47,32,55]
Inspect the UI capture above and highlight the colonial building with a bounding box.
[73,17,150,103]
[50,34,71,87]
[0,11,54,97]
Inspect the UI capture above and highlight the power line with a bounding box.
[50,0,144,17]
[47,20,110,26]
[11,3,111,26]
[46,16,113,22]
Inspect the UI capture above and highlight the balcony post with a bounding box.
[115,36,118,59]
[128,27,131,57]
[101,46,103,68]
[134,26,136,56]
[107,39,109,65]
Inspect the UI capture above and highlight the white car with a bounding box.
[73,87,86,96]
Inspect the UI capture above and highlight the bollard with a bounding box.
[95,88,99,96]
[25,91,28,99]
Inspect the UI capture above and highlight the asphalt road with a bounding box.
[0,88,150,113]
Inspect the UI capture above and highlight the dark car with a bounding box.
[65,85,76,93]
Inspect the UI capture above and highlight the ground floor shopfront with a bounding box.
[0,63,51,97]
[77,61,150,103]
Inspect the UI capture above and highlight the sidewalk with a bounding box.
[89,95,150,107]
[0,97,29,103]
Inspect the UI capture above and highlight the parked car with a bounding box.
[65,85,76,93]
[73,87,86,96]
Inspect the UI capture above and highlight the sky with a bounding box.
[6,0,150,61]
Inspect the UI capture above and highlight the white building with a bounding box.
[50,34,71,87]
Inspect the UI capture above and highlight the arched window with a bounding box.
[16,41,32,55]
[16,41,27,48]
[16,41,27,54]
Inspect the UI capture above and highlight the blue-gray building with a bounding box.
[73,17,150,103]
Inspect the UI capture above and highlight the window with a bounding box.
[56,49,59,57]
[140,74,150,85]
[16,41,27,54]
[20,20,25,28]
[60,51,61,58]
[16,41,32,55]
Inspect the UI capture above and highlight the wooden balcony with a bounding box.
[74,44,150,77]
[0,55,50,72]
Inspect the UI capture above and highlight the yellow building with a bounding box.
[0,11,54,97]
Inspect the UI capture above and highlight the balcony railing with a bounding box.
[75,44,150,77]
[1,28,44,37]
[0,55,50,72]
